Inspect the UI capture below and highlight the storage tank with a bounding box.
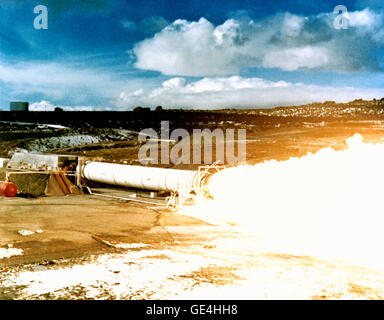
[81,162,202,193]
[10,101,29,112]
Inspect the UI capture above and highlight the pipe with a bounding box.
[0,181,18,197]
[80,162,203,193]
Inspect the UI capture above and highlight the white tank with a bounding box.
[81,162,200,192]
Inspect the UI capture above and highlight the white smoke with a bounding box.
[180,134,384,271]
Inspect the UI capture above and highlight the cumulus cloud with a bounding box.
[133,9,384,76]
[29,101,57,111]
[119,76,384,109]
[262,46,329,71]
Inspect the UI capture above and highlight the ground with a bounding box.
[1,102,384,299]
[2,199,384,299]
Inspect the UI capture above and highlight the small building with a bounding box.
[10,101,29,112]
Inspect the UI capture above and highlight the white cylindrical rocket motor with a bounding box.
[81,162,205,193]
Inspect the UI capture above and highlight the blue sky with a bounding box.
[1,0,384,110]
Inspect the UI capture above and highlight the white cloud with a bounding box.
[348,9,378,28]
[262,46,329,71]
[29,100,126,111]
[133,10,384,76]
[119,76,384,109]
[29,101,57,111]
[0,61,114,89]
[0,60,138,105]
[134,18,240,76]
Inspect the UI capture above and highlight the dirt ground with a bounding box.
[0,195,209,267]
[51,119,384,167]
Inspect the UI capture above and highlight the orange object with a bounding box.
[54,173,71,195]
[0,181,18,197]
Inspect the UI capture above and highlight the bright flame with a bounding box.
[179,134,384,271]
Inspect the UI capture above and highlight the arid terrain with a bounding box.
[1,99,384,300]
